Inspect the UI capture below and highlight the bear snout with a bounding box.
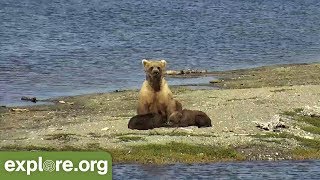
[152,68,160,75]
[151,71,161,78]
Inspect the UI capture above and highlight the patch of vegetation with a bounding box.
[207,96,218,99]
[86,143,101,149]
[282,109,320,135]
[270,88,293,93]
[163,131,216,137]
[291,148,320,160]
[302,126,320,135]
[88,132,101,138]
[109,142,244,164]
[282,108,303,116]
[161,131,190,136]
[252,132,295,139]
[171,87,192,94]
[147,130,216,137]
[294,108,304,113]
[112,132,140,137]
[0,145,57,151]
[214,63,320,89]
[45,133,77,141]
[259,139,283,144]
[226,96,257,102]
[113,131,215,137]
[118,136,146,142]
[112,113,135,118]
[227,98,243,102]
[252,132,320,149]
[297,116,320,127]
[282,111,297,117]
[0,106,8,114]
[0,144,105,152]
[295,137,320,149]
[0,142,242,164]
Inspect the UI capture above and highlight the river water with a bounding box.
[113,160,320,179]
[1,0,320,105]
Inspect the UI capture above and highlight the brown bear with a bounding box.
[128,113,166,130]
[129,99,183,130]
[168,109,212,128]
[137,59,178,120]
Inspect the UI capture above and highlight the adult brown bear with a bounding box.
[137,59,179,120]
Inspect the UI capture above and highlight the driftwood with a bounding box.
[165,69,207,75]
[20,96,74,105]
[254,115,288,131]
[11,108,29,112]
[21,96,37,103]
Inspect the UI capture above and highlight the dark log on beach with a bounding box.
[165,69,207,75]
[21,96,37,103]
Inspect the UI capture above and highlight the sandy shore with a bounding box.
[1,63,320,164]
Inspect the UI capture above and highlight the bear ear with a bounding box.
[160,60,167,68]
[142,59,149,67]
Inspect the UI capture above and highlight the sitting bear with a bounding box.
[168,109,212,128]
[137,59,177,120]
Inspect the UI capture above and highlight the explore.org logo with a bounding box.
[0,152,112,180]
[4,157,108,175]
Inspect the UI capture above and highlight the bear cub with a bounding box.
[168,109,212,128]
[129,100,183,130]
[128,113,166,130]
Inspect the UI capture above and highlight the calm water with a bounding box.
[114,160,320,180]
[1,0,320,105]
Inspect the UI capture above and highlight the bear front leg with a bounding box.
[137,102,150,115]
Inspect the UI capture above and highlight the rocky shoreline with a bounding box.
[0,63,320,164]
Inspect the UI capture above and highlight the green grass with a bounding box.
[226,97,258,102]
[44,133,77,141]
[0,145,88,151]
[109,141,244,164]
[118,136,146,142]
[87,132,102,138]
[282,108,303,116]
[86,143,101,149]
[113,131,215,137]
[302,126,320,135]
[0,142,243,164]
[258,139,283,144]
[252,132,295,139]
[149,131,216,137]
[171,87,191,94]
[297,116,320,127]
[253,132,320,149]
[111,132,140,137]
[292,148,320,160]
[281,108,320,135]
[270,88,293,93]
[295,137,320,149]
[226,98,243,102]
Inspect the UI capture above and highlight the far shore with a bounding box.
[1,62,320,164]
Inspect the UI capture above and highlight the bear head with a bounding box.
[142,59,167,79]
[167,111,183,126]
